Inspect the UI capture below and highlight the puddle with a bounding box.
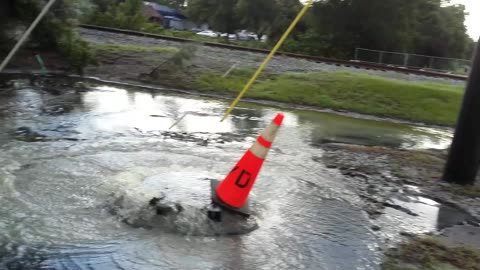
[375,193,479,239]
[0,75,461,269]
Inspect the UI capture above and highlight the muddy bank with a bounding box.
[318,143,480,268]
[2,50,71,73]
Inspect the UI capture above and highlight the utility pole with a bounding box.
[443,38,480,185]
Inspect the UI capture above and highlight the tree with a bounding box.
[187,0,239,34]
[268,0,303,43]
[235,0,278,39]
[465,40,476,59]
[0,0,95,74]
[414,2,469,58]
[149,0,186,10]
[86,0,151,30]
[285,0,471,60]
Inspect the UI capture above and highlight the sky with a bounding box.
[450,0,479,39]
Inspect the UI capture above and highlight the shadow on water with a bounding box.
[437,202,479,230]
[0,243,129,270]
[375,192,479,239]
[0,244,48,270]
[297,110,452,150]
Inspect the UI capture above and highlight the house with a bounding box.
[142,4,163,23]
[142,2,209,31]
[143,2,189,30]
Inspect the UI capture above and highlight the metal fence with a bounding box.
[354,48,472,75]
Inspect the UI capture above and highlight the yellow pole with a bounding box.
[221,0,314,122]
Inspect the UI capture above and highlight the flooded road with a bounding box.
[0,76,453,269]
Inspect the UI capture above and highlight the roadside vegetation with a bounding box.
[195,70,463,126]
[1,0,474,74]
[83,0,270,48]
[444,184,480,198]
[383,238,480,270]
[85,0,475,64]
[83,0,165,34]
[0,0,96,74]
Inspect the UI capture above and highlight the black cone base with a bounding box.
[210,179,250,217]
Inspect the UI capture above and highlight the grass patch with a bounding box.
[194,71,464,126]
[444,184,480,198]
[92,43,179,54]
[383,238,480,270]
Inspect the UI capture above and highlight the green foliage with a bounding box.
[296,0,471,60]
[444,184,480,198]
[235,0,277,38]
[185,0,470,61]
[186,0,302,40]
[164,44,197,69]
[162,30,196,39]
[147,44,198,80]
[140,22,166,34]
[85,0,163,32]
[465,41,476,59]
[187,0,239,34]
[268,0,303,43]
[195,70,463,126]
[0,0,95,74]
[2,0,472,73]
[282,29,346,58]
[58,29,97,75]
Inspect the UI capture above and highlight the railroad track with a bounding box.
[79,24,468,81]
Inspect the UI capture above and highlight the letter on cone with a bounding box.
[215,113,284,209]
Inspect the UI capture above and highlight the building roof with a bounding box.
[163,16,183,22]
[142,4,162,19]
[144,2,186,19]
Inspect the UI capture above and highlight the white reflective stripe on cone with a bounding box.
[250,142,270,159]
[261,123,280,142]
[250,123,281,158]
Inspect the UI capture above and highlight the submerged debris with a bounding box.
[14,127,49,142]
[105,173,259,236]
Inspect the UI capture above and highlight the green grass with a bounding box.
[194,70,464,126]
[383,238,480,270]
[444,184,480,198]
[92,43,179,54]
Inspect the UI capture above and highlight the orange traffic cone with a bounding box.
[211,113,284,216]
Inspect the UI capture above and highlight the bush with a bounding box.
[140,22,165,34]
[0,0,96,74]
[282,30,348,58]
[166,30,196,39]
[57,29,96,75]
[84,0,165,33]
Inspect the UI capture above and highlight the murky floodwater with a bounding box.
[0,76,454,269]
